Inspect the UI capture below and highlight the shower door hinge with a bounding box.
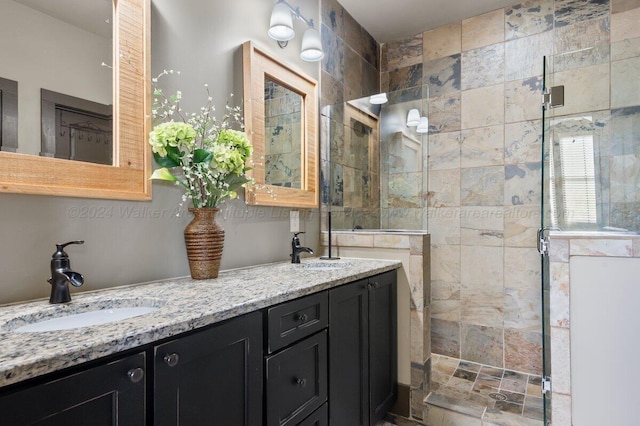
[537,228,550,257]
[542,376,552,395]
[543,85,564,109]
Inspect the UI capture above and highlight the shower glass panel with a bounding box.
[541,56,552,426]
[542,41,640,424]
[544,57,640,234]
[320,85,429,232]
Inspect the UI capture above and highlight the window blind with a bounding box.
[557,135,597,225]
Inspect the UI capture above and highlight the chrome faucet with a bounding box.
[291,232,313,263]
[48,241,85,304]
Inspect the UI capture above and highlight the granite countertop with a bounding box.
[0,257,401,388]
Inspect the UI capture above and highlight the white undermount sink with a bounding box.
[2,299,163,333]
[299,262,352,271]
[13,307,159,333]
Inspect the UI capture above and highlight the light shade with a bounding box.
[406,109,420,126]
[268,2,295,41]
[300,28,324,61]
[416,116,429,134]
[369,93,388,104]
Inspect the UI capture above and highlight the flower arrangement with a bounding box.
[148,70,253,208]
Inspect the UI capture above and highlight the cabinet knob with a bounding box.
[127,367,144,383]
[164,353,180,367]
[371,281,379,289]
[295,313,308,322]
[295,378,307,388]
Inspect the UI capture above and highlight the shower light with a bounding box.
[268,0,324,62]
[369,92,388,104]
[406,109,420,127]
[416,116,429,134]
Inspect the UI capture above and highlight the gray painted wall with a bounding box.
[0,0,321,304]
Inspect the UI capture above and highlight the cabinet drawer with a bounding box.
[267,291,328,353]
[265,331,327,426]
[297,402,328,426]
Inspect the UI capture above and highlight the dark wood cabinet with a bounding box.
[0,352,146,426]
[298,403,328,426]
[265,292,329,426]
[154,311,263,426]
[369,271,398,422]
[0,269,397,426]
[265,331,328,426]
[329,270,397,426]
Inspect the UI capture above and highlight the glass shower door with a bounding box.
[540,55,553,426]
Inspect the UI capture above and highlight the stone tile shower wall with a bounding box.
[379,0,640,376]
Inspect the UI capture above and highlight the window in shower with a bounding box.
[552,133,598,228]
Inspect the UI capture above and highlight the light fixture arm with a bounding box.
[275,0,316,29]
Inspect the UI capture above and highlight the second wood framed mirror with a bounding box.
[242,41,318,209]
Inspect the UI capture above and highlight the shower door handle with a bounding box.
[537,228,549,256]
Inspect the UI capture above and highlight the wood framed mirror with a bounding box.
[0,0,151,200]
[242,41,318,209]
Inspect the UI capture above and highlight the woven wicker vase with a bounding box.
[184,207,225,279]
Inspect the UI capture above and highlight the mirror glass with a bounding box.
[0,76,18,152]
[264,77,303,189]
[0,0,113,164]
[242,41,318,209]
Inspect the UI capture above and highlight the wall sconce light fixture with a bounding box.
[369,92,388,104]
[268,0,324,62]
[406,109,420,127]
[416,116,429,134]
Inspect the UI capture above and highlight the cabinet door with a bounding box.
[0,352,146,426]
[154,311,262,426]
[328,279,369,426]
[369,271,398,425]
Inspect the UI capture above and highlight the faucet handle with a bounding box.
[53,240,85,259]
[293,232,305,237]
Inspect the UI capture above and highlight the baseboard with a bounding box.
[389,383,410,418]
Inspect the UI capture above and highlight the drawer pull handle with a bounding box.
[164,353,180,367]
[127,367,144,383]
[296,378,307,388]
[295,313,308,322]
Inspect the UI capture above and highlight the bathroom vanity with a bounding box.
[0,258,400,425]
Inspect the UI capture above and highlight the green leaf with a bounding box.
[166,146,183,166]
[224,173,250,192]
[193,149,213,164]
[150,167,178,182]
[153,151,180,168]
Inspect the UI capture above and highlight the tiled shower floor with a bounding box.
[424,355,544,425]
